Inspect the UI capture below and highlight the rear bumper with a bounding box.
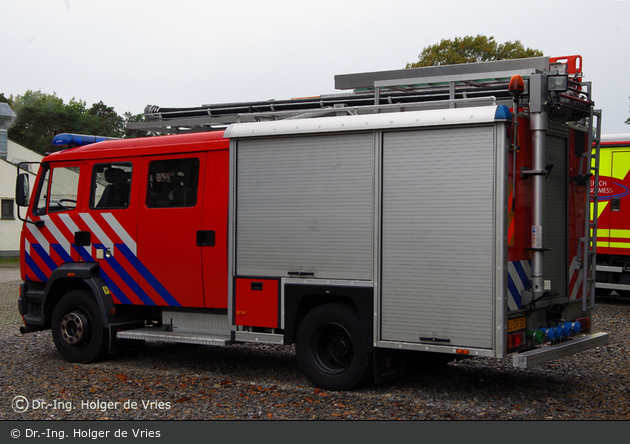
[512,332,609,368]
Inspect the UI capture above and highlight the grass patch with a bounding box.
[0,257,19,265]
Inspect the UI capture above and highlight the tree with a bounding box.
[406,35,543,68]
[80,101,125,137]
[8,90,82,154]
[7,91,139,155]
[0,93,13,106]
[123,111,153,138]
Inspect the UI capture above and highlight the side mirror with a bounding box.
[16,173,30,207]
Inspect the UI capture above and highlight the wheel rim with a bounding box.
[311,323,354,375]
[60,310,91,346]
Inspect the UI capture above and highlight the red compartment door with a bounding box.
[234,278,279,328]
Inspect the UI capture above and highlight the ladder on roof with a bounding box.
[335,56,549,102]
[127,57,557,134]
[126,56,594,135]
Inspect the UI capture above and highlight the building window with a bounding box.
[1,199,15,220]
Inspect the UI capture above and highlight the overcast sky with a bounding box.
[2,0,629,135]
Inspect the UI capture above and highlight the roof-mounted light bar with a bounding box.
[52,133,119,147]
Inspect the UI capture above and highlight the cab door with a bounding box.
[200,149,229,308]
[86,160,139,306]
[136,154,206,307]
[24,161,84,281]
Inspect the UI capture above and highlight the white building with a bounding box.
[0,137,42,257]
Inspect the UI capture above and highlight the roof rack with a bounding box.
[126,56,591,134]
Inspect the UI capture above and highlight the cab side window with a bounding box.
[34,168,50,216]
[35,166,80,214]
[147,158,199,208]
[91,163,133,209]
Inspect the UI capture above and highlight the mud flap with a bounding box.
[373,348,407,384]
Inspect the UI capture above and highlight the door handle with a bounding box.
[196,230,216,246]
[611,198,621,212]
[74,231,91,247]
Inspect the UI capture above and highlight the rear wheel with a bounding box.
[51,290,108,363]
[296,303,371,391]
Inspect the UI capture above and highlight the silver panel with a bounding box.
[236,134,374,280]
[595,265,623,273]
[493,125,509,356]
[381,126,497,349]
[234,331,285,345]
[116,328,232,346]
[596,282,630,291]
[377,340,496,357]
[228,139,237,325]
[163,310,232,336]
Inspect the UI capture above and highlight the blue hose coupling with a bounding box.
[570,321,581,335]
[539,327,556,342]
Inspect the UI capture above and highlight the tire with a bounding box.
[51,290,108,363]
[295,303,371,391]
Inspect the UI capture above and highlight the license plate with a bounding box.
[508,317,526,332]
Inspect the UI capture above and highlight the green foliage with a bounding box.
[122,111,151,138]
[5,90,147,155]
[81,101,125,137]
[0,256,19,264]
[8,91,77,154]
[406,35,543,68]
[0,93,13,106]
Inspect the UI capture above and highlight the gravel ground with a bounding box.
[1,261,628,421]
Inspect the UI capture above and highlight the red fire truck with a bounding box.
[592,134,630,295]
[15,55,609,390]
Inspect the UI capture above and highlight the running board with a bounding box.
[116,328,233,346]
[512,332,609,368]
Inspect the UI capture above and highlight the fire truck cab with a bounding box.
[16,56,609,390]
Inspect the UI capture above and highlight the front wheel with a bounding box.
[295,303,371,391]
[51,290,108,363]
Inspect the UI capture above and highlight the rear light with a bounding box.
[508,331,526,349]
[574,317,590,331]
